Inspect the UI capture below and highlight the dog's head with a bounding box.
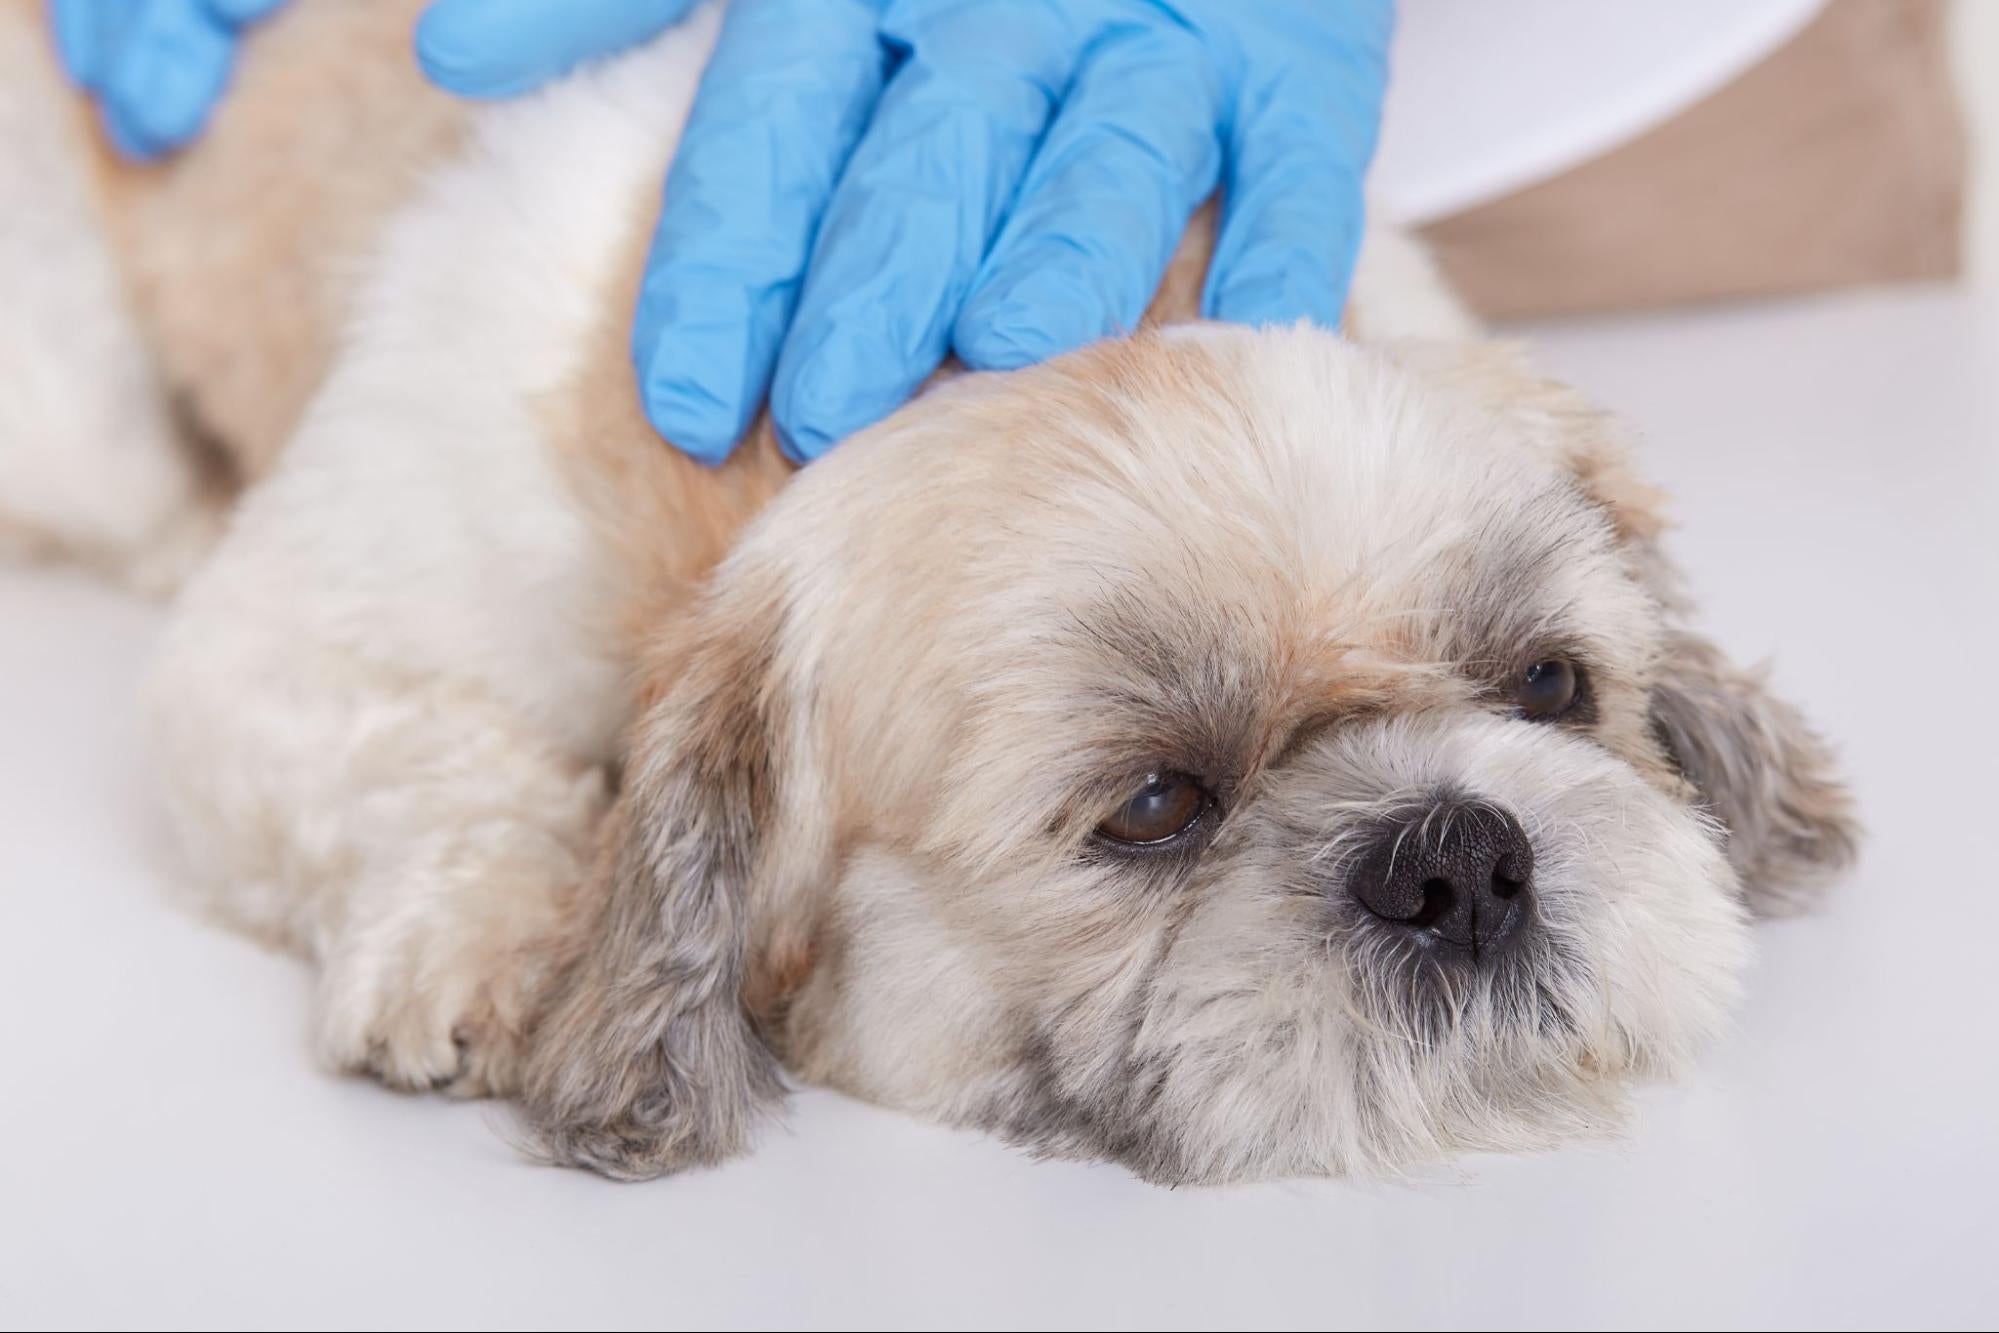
[522,326,1855,1184]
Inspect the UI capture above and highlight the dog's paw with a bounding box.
[314,891,567,1099]
[317,949,526,1098]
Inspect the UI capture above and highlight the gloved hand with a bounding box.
[420,0,1392,464]
[48,0,289,160]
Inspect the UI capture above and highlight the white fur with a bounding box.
[1348,219,1481,343]
[0,13,215,590]
[148,10,724,1086]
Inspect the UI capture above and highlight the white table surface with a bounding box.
[3,285,1995,1330]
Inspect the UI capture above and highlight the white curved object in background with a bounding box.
[1373,0,1828,224]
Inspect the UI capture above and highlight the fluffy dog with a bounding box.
[0,1,1855,1183]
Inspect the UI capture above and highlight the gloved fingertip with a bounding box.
[641,386,740,467]
[774,329,941,463]
[109,73,215,152]
[772,416,832,465]
[104,10,234,152]
[772,385,851,463]
[101,105,165,162]
[413,0,529,99]
[204,0,287,26]
[773,384,900,462]
[667,434,739,468]
[955,267,1118,372]
[417,0,703,99]
[771,356,871,464]
[47,0,101,89]
[639,359,755,469]
[953,301,1061,373]
[1206,264,1349,332]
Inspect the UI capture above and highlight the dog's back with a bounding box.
[75,0,461,478]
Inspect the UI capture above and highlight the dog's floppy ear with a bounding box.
[1437,348,1859,911]
[1388,340,1858,913]
[1649,630,1858,915]
[520,577,816,1179]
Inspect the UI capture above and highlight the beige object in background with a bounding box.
[1424,0,1968,319]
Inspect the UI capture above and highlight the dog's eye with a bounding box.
[1517,658,1581,720]
[1098,773,1209,845]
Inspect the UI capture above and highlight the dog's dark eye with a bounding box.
[1098,773,1208,845]
[1518,658,1581,720]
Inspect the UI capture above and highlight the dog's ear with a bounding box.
[1648,629,1858,915]
[520,577,819,1179]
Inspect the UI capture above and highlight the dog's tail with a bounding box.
[1347,218,1484,345]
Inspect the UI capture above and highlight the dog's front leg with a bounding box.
[151,585,617,1094]
[146,360,634,1096]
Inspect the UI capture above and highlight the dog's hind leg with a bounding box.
[0,10,222,592]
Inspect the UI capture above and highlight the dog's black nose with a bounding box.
[1351,802,1534,956]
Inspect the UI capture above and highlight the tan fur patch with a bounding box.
[1141,200,1217,329]
[84,0,464,478]
[538,194,792,661]
[540,197,1223,663]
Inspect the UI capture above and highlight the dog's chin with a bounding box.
[1128,963,1744,1188]
[1110,807,1750,1185]
[1316,848,1747,1181]
[1314,931,1727,1180]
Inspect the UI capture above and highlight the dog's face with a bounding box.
[522,327,1855,1184]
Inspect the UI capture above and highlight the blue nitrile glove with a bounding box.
[47,0,289,160]
[421,0,1395,465]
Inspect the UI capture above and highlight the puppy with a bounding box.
[0,1,1855,1183]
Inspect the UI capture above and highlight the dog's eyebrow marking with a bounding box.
[1064,584,1275,765]
[1396,483,1628,684]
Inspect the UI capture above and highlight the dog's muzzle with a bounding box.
[1350,801,1534,960]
